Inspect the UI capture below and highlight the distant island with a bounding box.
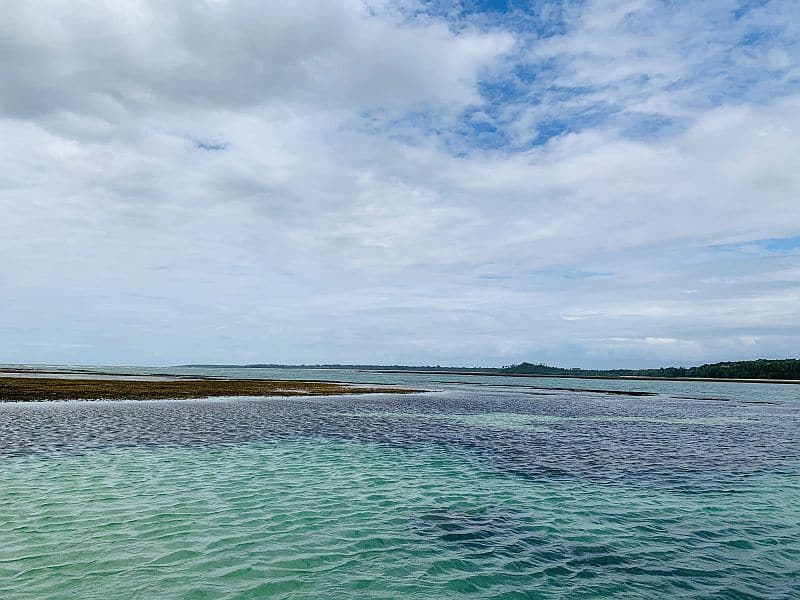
[497,358,800,380]
[177,358,800,382]
[177,363,497,373]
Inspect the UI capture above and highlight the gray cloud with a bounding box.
[0,0,511,118]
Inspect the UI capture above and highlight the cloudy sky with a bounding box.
[2,0,799,368]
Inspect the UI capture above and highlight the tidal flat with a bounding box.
[0,375,413,402]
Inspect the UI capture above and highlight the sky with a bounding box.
[1,0,799,368]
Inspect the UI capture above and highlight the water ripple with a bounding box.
[1,389,799,598]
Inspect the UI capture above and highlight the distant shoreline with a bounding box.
[368,369,800,385]
[4,364,799,386]
[171,358,800,384]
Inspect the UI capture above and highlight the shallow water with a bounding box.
[2,370,800,598]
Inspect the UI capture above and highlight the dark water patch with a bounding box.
[409,498,800,599]
[2,389,799,492]
[433,380,659,396]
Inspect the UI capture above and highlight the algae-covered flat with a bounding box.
[0,375,417,402]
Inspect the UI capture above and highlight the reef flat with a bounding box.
[0,375,414,402]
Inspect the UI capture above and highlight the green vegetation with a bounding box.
[499,359,800,380]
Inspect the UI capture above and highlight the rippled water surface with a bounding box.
[2,369,800,599]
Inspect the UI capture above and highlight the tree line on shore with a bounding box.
[499,359,800,380]
[179,358,800,380]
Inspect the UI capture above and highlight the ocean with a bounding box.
[2,367,799,598]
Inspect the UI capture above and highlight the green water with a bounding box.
[2,439,799,599]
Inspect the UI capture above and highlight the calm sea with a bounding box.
[2,366,799,598]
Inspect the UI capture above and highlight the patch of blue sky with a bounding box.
[477,79,523,105]
[740,26,781,47]
[458,120,507,150]
[709,71,799,108]
[449,98,623,153]
[711,235,800,254]
[474,0,578,37]
[619,113,689,140]
[733,0,772,21]
[417,0,576,37]
[763,236,800,252]
[464,0,511,14]
[529,106,618,145]
[462,68,624,148]
[362,0,799,156]
[511,63,539,86]
[450,96,621,152]
[529,119,571,145]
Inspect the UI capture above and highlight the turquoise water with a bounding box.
[2,370,800,598]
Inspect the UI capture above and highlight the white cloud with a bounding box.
[1,0,798,367]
